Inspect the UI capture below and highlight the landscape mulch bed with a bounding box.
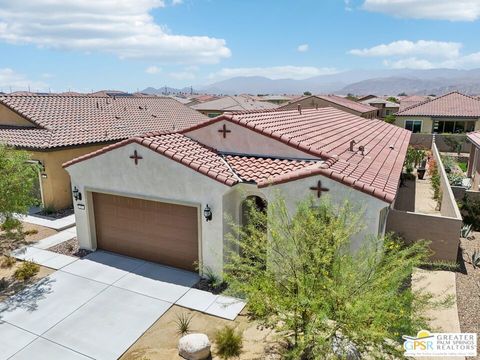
[36,207,74,219]
[48,238,92,258]
[456,232,480,360]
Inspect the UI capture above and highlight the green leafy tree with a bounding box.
[225,196,440,359]
[0,144,40,255]
[303,91,312,96]
[384,114,396,124]
[397,92,407,97]
[386,96,399,104]
[443,135,466,155]
[346,93,358,101]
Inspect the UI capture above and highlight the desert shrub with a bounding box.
[174,312,193,336]
[447,172,464,186]
[23,229,38,236]
[13,261,39,281]
[460,195,480,231]
[384,114,396,124]
[1,255,16,268]
[443,134,466,154]
[441,155,455,173]
[0,277,9,291]
[224,196,440,358]
[215,326,243,359]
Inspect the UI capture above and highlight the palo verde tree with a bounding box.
[0,144,40,255]
[224,195,440,359]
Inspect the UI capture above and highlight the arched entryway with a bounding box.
[241,195,267,228]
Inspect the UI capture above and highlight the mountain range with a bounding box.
[142,68,480,96]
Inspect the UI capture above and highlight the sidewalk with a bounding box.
[16,214,75,231]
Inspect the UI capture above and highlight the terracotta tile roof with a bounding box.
[191,95,279,112]
[467,131,480,148]
[280,95,377,114]
[65,107,410,203]
[0,95,208,149]
[397,92,480,117]
[183,107,411,202]
[224,155,316,183]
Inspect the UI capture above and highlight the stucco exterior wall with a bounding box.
[30,145,106,210]
[260,176,390,249]
[395,116,433,134]
[469,145,480,191]
[0,103,35,127]
[185,120,318,159]
[66,142,230,275]
[386,210,460,261]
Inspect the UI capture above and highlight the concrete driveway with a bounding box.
[0,251,199,360]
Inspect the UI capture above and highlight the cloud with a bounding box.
[297,44,309,52]
[145,65,161,74]
[383,58,436,69]
[0,68,47,92]
[0,0,231,64]
[362,0,480,21]
[384,53,480,69]
[172,0,183,4]
[210,66,338,80]
[349,40,461,59]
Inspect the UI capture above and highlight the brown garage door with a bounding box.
[93,192,198,271]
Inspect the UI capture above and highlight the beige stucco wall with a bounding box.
[386,210,460,261]
[185,120,318,159]
[66,142,389,274]
[30,145,106,210]
[470,145,480,191]
[0,103,35,127]
[395,116,433,134]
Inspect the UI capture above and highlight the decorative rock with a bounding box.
[332,333,361,360]
[178,333,211,360]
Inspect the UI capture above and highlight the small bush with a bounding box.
[0,277,9,291]
[421,260,460,272]
[13,261,39,281]
[23,229,38,236]
[1,256,16,268]
[174,312,193,336]
[460,195,480,231]
[215,326,243,359]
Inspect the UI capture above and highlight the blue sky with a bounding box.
[1,0,480,92]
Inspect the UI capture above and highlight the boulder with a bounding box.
[178,333,211,360]
[332,333,361,360]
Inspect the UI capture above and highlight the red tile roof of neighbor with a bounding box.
[64,107,411,203]
[468,131,480,148]
[0,95,209,149]
[280,95,378,114]
[397,92,480,117]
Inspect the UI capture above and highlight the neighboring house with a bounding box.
[360,97,399,119]
[63,107,410,274]
[395,92,480,134]
[398,95,431,112]
[357,94,377,102]
[467,131,480,191]
[256,95,293,105]
[0,95,208,210]
[279,95,378,119]
[191,95,278,118]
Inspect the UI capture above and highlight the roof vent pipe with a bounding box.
[349,140,356,151]
[315,104,319,110]
[297,104,302,114]
[358,145,365,156]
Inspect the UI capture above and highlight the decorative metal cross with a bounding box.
[129,150,143,165]
[218,124,231,138]
[310,180,329,198]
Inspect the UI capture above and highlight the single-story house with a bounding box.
[467,131,480,191]
[0,94,208,210]
[279,95,378,119]
[256,95,294,105]
[395,92,480,134]
[191,95,278,118]
[360,97,399,118]
[63,107,410,274]
[398,95,432,112]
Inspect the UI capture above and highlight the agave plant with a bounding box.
[472,250,480,269]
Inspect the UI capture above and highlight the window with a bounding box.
[433,120,476,133]
[405,120,422,133]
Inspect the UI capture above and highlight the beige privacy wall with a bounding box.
[387,143,462,262]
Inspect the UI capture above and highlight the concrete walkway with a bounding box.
[3,249,246,359]
[412,269,464,360]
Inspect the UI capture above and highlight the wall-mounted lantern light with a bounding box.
[203,204,212,222]
[72,186,82,201]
